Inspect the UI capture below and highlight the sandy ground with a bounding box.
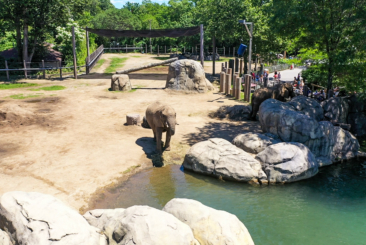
[0,53,261,211]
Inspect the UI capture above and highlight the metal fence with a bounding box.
[264,63,292,73]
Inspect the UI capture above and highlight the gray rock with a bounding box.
[232,132,279,154]
[183,138,267,182]
[163,198,254,245]
[111,74,131,91]
[84,209,126,245]
[316,157,333,167]
[215,105,252,120]
[258,99,360,162]
[166,59,214,93]
[111,205,199,245]
[255,142,319,183]
[289,95,324,121]
[0,191,107,245]
[321,97,349,123]
[0,229,12,245]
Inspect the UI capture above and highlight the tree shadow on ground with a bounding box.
[182,120,262,146]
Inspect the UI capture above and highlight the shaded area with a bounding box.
[182,121,261,146]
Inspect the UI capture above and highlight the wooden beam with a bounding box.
[72,26,77,79]
[115,57,178,74]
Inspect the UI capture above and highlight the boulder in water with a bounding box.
[163,198,254,245]
[166,59,214,93]
[183,138,267,182]
[255,142,319,183]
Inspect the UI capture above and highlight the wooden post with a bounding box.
[86,27,90,75]
[158,45,159,56]
[72,26,77,79]
[220,72,225,92]
[225,68,232,95]
[234,47,236,57]
[23,60,27,79]
[232,73,237,96]
[236,77,241,99]
[224,47,225,56]
[244,74,251,102]
[145,44,147,54]
[150,45,152,54]
[170,46,172,54]
[255,56,258,71]
[200,24,204,67]
[212,35,216,76]
[239,59,243,75]
[5,60,9,80]
[184,47,185,53]
[165,46,166,54]
[42,60,45,79]
[192,47,193,54]
[59,60,62,79]
[221,63,225,72]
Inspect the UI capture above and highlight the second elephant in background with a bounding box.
[251,83,296,120]
[146,101,177,153]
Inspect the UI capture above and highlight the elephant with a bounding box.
[146,101,177,153]
[251,83,296,120]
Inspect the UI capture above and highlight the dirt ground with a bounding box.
[0,53,261,211]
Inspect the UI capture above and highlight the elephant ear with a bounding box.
[280,85,289,98]
[158,110,167,127]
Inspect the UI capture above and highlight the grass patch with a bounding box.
[30,85,66,91]
[9,93,43,99]
[123,165,141,174]
[93,59,106,70]
[105,57,128,73]
[152,56,171,61]
[0,83,38,90]
[204,57,233,63]
[131,56,141,58]
[129,85,144,92]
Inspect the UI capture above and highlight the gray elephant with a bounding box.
[146,101,177,153]
[251,83,296,120]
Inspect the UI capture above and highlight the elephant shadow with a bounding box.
[135,137,165,167]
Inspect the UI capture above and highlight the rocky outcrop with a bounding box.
[321,97,349,124]
[232,132,279,154]
[0,191,107,245]
[255,142,319,183]
[110,74,131,91]
[163,198,254,245]
[0,229,11,245]
[214,105,252,120]
[84,209,125,245]
[258,98,360,162]
[288,95,324,121]
[166,59,214,93]
[183,138,267,183]
[109,206,199,245]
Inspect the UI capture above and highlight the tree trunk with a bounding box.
[23,23,29,63]
[16,22,22,61]
[327,59,333,98]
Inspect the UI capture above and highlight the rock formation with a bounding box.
[214,105,252,120]
[255,142,319,183]
[232,132,279,154]
[258,98,360,162]
[165,59,214,93]
[163,198,254,245]
[110,74,131,91]
[183,138,267,183]
[0,191,107,245]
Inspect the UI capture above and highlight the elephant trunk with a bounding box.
[167,117,176,135]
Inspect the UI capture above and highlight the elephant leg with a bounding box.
[152,128,157,142]
[165,130,171,151]
[251,103,259,120]
[156,127,163,153]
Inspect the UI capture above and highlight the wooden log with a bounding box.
[236,77,241,99]
[5,60,9,80]
[72,26,77,79]
[220,72,225,92]
[126,114,141,126]
[115,57,178,74]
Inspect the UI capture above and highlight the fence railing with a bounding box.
[264,64,292,73]
[86,44,104,75]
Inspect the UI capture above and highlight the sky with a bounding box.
[111,0,168,8]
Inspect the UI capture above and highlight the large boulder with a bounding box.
[232,132,280,154]
[110,206,199,245]
[0,229,11,245]
[163,198,254,245]
[183,138,267,183]
[321,97,349,123]
[84,209,125,245]
[288,95,324,121]
[166,59,214,93]
[214,105,252,120]
[110,74,131,91]
[258,99,360,162]
[0,192,107,245]
[347,94,366,137]
[255,142,319,183]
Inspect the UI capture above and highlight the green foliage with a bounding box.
[105,57,128,73]
[8,93,42,99]
[0,83,38,89]
[0,32,15,52]
[29,85,66,91]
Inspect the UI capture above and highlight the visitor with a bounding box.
[294,77,297,86]
[297,73,301,82]
[260,74,263,84]
[300,79,304,93]
[278,72,281,82]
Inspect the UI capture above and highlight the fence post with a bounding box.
[86,26,90,75]
[59,59,62,79]
[5,60,9,80]
[184,47,185,53]
[150,45,152,54]
[158,45,159,56]
[200,24,204,67]
[145,44,147,54]
[212,35,216,76]
[72,26,77,79]
[170,46,172,54]
[224,47,225,56]
[234,47,236,57]
[23,60,27,79]
[42,60,45,79]
[126,44,127,53]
